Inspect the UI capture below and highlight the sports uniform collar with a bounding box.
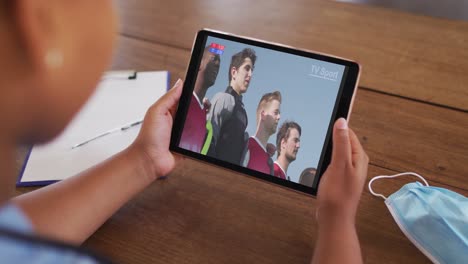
[225,86,243,102]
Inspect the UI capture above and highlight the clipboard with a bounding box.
[17,71,170,187]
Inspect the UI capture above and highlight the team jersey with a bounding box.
[246,137,273,175]
[179,93,207,153]
[273,161,287,180]
[208,86,248,165]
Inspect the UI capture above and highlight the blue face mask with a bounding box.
[368,172,468,264]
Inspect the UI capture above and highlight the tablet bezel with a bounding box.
[170,29,360,196]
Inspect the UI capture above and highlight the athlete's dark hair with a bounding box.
[228,48,257,81]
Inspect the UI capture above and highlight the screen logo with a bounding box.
[209,43,225,55]
[309,64,339,81]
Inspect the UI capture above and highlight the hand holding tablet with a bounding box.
[170,29,361,195]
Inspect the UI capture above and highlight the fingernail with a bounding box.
[174,78,182,87]
[336,118,348,130]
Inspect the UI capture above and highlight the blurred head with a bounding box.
[229,48,256,95]
[276,121,301,162]
[0,1,117,144]
[256,91,281,135]
[199,46,220,88]
[299,167,316,187]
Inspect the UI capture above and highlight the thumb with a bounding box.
[330,118,351,168]
[154,78,183,116]
[168,78,183,98]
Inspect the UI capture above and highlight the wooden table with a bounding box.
[17,0,468,263]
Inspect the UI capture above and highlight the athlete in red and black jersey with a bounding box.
[179,46,220,153]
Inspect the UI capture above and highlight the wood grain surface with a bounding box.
[114,0,468,111]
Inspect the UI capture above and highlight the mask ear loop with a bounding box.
[368,172,429,200]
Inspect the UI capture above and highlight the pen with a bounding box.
[121,120,143,131]
[71,120,143,149]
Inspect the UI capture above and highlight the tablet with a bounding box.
[170,29,360,196]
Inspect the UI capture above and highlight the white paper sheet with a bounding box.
[19,71,169,185]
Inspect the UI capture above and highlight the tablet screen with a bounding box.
[171,30,359,195]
